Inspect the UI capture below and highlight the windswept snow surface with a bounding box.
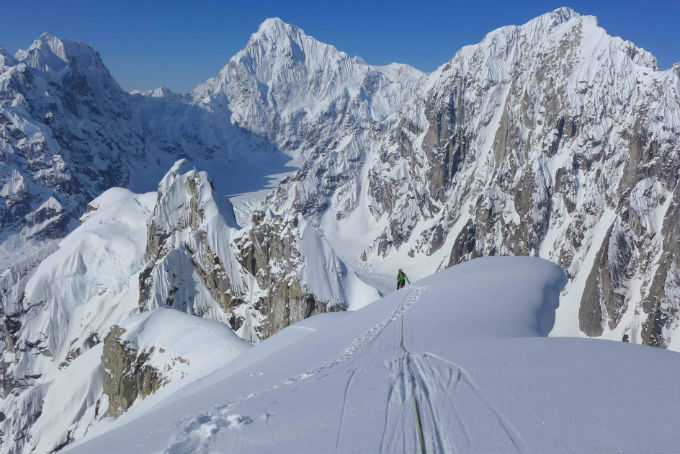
[68,257,680,453]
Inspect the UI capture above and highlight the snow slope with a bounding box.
[28,308,249,453]
[67,257,680,453]
[0,160,371,452]
[0,185,252,452]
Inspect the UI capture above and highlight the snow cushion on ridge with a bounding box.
[403,256,566,339]
[114,307,252,369]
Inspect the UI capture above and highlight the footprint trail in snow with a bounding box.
[166,286,526,453]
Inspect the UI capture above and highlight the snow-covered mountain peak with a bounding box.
[424,5,659,97]
[130,86,181,99]
[250,17,301,44]
[537,6,579,26]
[16,33,108,76]
[192,17,425,147]
[152,159,239,238]
[234,16,359,80]
[0,44,16,68]
[475,6,579,47]
[15,33,70,73]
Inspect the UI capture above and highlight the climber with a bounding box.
[396,268,410,290]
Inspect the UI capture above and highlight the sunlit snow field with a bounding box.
[67,257,680,453]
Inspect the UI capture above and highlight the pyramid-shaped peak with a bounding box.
[549,6,580,22]
[33,32,60,44]
[249,17,311,45]
[26,32,73,56]
[133,86,179,98]
[523,6,581,30]
[257,17,298,35]
[236,17,344,66]
[26,32,61,52]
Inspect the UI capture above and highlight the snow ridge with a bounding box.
[66,257,680,454]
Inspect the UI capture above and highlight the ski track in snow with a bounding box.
[165,286,527,453]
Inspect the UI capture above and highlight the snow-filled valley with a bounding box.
[1,6,680,452]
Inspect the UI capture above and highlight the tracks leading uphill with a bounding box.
[166,286,527,453]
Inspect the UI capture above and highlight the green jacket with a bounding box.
[397,271,410,284]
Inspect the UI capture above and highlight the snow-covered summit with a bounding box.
[130,86,184,100]
[15,32,120,83]
[526,6,579,30]
[192,17,425,146]
[469,6,579,52]
[250,17,302,44]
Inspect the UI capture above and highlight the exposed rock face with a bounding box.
[138,160,248,326]
[138,161,350,342]
[639,181,680,346]
[258,8,680,346]
[234,212,344,338]
[101,326,164,418]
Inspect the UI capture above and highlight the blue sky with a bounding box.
[2,0,678,93]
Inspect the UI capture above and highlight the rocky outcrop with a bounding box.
[234,212,343,338]
[101,326,165,418]
[137,162,349,342]
[137,161,249,331]
[640,181,680,346]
